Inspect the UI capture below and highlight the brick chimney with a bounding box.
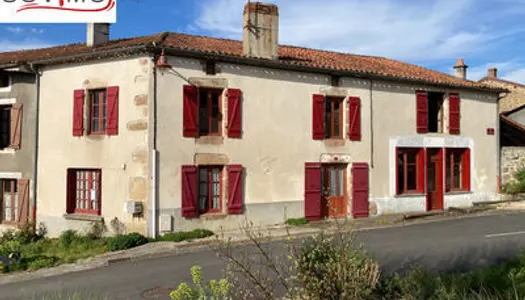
[87,23,110,47]
[243,2,279,60]
[488,67,498,78]
[453,58,468,80]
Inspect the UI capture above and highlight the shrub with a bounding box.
[59,230,79,248]
[502,168,525,195]
[0,222,46,245]
[107,232,149,252]
[156,229,214,242]
[170,265,231,300]
[27,256,56,271]
[285,217,308,226]
[86,220,107,240]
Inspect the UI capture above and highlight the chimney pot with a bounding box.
[453,58,468,80]
[243,2,279,60]
[488,67,498,78]
[87,23,110,47]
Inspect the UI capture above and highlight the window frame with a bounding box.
[198,166,223,214]
[0,179,18,224]
[0,105,11,149]
[198,88,223,137]
[446,148,468,192]
[68,169,102,216]
[88,89,108,135]
[396,147,424,195]
[321,164,346,197]
[427,92,445,133]
[324,96,344,139]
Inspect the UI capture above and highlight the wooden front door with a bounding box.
[426,148,444,211]
[321,164,347,218]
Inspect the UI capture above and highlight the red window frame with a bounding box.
[198,166,222,214]
[198,88,222,137]
[89,89,107,135]
[68,169,102,215]
[446,148,469,192]
[324,97,343,139]
[0,179,17,224]
[396,148,424,195]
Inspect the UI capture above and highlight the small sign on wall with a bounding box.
[487,128,495,135]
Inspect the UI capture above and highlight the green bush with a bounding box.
[286,217,308,226]
[170,265,231,300]
[156,229,214,243]
[0,222,46,245]
[107,232,149,252]
[59,230,79,248]
[27,256,56,271]
[502,168,525,195]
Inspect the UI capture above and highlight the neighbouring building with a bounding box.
[0,66,37,231]
[478,68,525,185]
[0,2,504,237]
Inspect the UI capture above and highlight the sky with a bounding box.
[1,0,525,82]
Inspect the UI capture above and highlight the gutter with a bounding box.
[27,63,40,225]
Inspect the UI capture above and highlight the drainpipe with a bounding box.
[150,54,159,239]
[369,79,374,168]
[28,63,40,226]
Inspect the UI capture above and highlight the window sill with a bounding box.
[199,213,227,221]
[395,193,426,198]
[0,148,15,154]
[445,191,472,196]
[196,136,224,145]
[63,214,103,222]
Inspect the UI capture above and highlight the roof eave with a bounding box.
[161,47,504,94]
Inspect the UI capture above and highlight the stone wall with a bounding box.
[501,147,525,184]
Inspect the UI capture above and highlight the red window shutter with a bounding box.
[416,91,428,133]
[183,85,198,137]
[462,148,470,191]
[106,86,119,135]
[181,165,198,218]
[312,94,325,140]
[17,179,30,224]
[304,162,322,221]
[227,164,243,214]
[351,162,369,218]
[227,88,242,138]
[10,103,22,149]
[66,170,76,214]
[348,96,361,141]
[449,93,460,135]
[417,148,425,193]
[73,89,85,136]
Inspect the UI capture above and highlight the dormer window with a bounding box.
[0,74,10,89]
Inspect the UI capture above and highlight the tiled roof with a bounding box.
[0,31,502,92]
[479,77,525,112]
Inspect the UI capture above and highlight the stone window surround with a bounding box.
[0,98,17,154]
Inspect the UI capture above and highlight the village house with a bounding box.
[0,2,504,237]
[0,64,37,231]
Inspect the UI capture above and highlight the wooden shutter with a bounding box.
[227,164,243,214]
[348,96,361,141]
[9,103,22,149]
[73,89,85,136]
[416,91,428,133]
[462,148,471,191]
[304,162,322,221]
[227,88,242,138]
[66,169,76,214]
[181,165,198,218]
[183,85,198,137]
[312,94,325,140]
[106,86,119,135]
[352,162,369,219]
[17,179,29,224]
[449,93,460,135]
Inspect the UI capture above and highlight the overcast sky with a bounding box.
[1,0,525,82]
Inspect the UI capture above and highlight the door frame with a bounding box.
[426,148,444,211]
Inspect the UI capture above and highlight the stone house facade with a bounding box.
[0,2,504,237]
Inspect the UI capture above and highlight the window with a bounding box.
[446,148,470,191]
[396,148,424,194]
[324,97,343,139]
[198,89,222,136]
[67,169,101,215]
[428,92,444,133]
[0,105,10,149]
[1,179,17,223]
[198,166,222,213]
[89,89,107,134]
[0,74,10,89]
[322,165,345,197]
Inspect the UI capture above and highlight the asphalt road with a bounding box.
[3,211,525,300]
